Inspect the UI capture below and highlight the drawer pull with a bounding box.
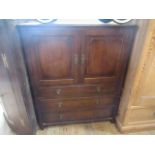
[59,114,63,120]
[56,89,61,95]
[58,102,63,108]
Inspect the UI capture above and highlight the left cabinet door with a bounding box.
[20,27,80,88]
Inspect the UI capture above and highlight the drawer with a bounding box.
[38,95,115,113]
[36,85,117,99]
[128,107,155,123]
[41,107,114,125]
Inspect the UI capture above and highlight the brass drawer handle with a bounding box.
[56,89,61,95]
[58,102,63,108]
[59,114,63,120]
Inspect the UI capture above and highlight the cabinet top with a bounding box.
[15,19,137,27]
[16,23,138,29]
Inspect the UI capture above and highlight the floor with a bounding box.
[36,121,155,135]
[37,121,120,135]
[1,97,155,135]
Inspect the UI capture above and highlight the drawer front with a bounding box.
[41,107,114,125]
[36,85,117,99]
[128,107,155,123]
[38,95,115,113]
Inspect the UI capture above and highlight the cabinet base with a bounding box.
[116,117,155,133]
[39,117,113,129]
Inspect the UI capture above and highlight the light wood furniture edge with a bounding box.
[116,20,155,133]
[116,117,155,133]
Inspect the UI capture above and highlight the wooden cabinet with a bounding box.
[116,20,155,132]
[18,25,137,128]
[0,20,37,134]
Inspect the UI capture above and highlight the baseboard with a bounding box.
[116,117,155,133]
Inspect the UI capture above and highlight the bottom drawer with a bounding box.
[41,106,114,126]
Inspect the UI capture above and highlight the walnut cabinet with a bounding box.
[18,25,137,128]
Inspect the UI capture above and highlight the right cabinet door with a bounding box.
[80,27,136,87]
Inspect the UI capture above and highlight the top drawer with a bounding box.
[35,85,117,99]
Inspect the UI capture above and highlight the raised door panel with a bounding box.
[81,27,136,85]
[20,27,79,87]
[85,36,122,77]
[127,107,155,124]
[38,36,73,79]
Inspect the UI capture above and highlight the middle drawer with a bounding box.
[37,95,115,113]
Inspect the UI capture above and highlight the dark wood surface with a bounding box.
[38,96,115,112]
[0,20,37,134]
[42,106,114,126]
[18,25,137,128]
[36,84,116,99]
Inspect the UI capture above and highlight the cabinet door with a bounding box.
[80,27,136,85]
[20,27,80,87]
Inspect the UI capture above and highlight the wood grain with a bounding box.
[117,20,155,132]
[0,20,37,134]
[18,25,137,128]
